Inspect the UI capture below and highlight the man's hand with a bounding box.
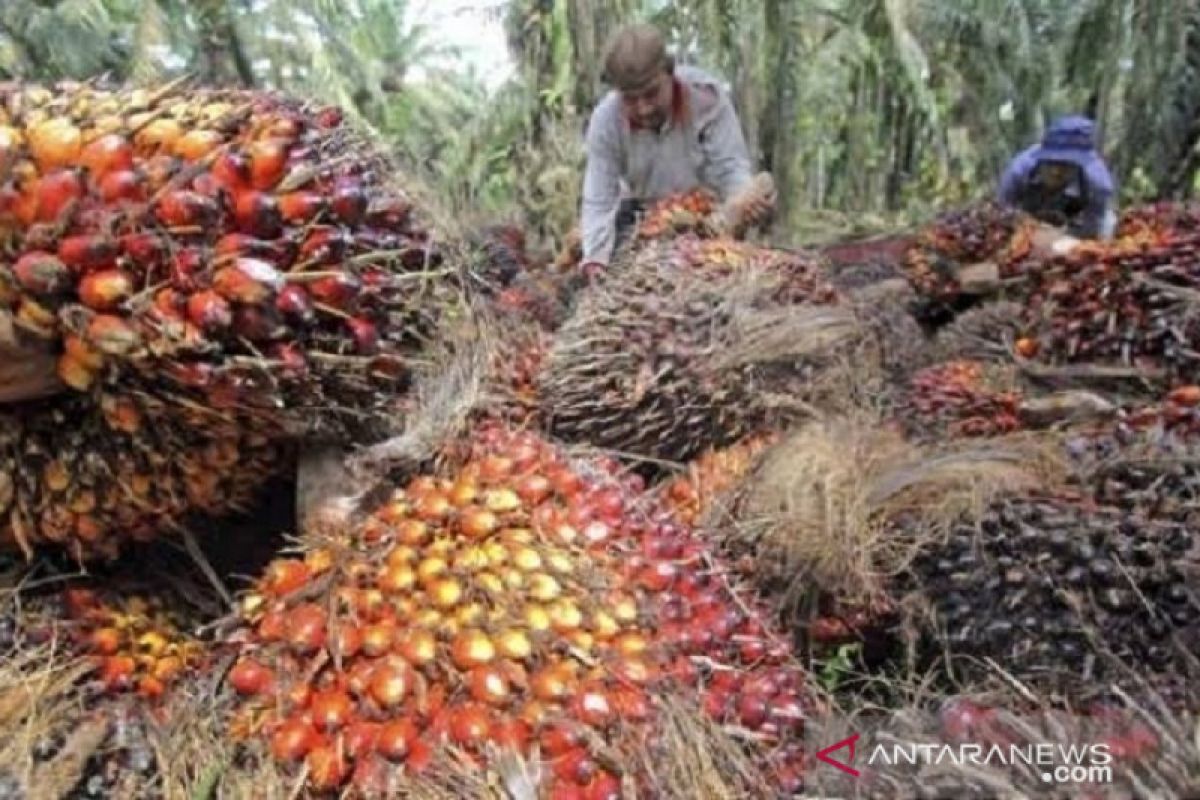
[0,309,66,404]
[581,261,606,281]
[718,172,777,236]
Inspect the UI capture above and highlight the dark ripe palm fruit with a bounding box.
[897,493,1199,700]
[0,81,447,556]
[227,425,810,795]
[539,234,842,462]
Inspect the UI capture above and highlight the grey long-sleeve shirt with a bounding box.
[580,65,754,265]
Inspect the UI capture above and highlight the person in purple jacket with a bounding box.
[998,115,1117,240]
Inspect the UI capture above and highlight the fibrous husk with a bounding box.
[724,411,1068,609]
[538,239,854,463]
[933,300,1025,363]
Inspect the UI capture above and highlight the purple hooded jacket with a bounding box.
[998,115,1116,239]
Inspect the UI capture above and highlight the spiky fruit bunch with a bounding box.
[1011,224,1200,382]
[663,433,776,527]
[900,360,1023,439]
[0,392,279,558]
[0,82,437,423]
[896,493,1199,699]
[539,240,842,462]
[636,190,718,240]
[58,585,205,700]
[226,426,808,797]
[903,202,1030,302]
[1066,386,1200,524]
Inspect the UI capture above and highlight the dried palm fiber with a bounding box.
[0,80,460,556]
[537,235,874,463]
[723,411,1067,611]
[933,300,1026,363]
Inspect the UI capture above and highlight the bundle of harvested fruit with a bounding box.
[661,432,777,527]
[903,202,1031,307]
[900,360,1023,439]
[538,238,850,462]
[225,425,810,796]
[0,81,454,555]
[0,392,280,558]
[634,189,718,241]
[1012,221,1200,382]
[895,493,1199,702]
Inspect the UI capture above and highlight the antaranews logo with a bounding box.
[805,704,1133,797]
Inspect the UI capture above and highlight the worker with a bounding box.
[998,115,1117,240]
[578,23,775,278]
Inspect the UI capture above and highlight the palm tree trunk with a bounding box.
[759,0,800,222]
[194,0,254,86]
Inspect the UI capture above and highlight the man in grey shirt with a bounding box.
[579,24,776,277]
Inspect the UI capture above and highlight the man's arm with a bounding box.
[998,148,1036,207]
[580,105,623,267]
[698,93,754,200]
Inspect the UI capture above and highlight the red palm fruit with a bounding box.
[141,154,180,191]
[134,118,184,154]
[65,335,104,371]
[86,314,140,355]
[233,190,283,239]
[248,139,288,190]
[120,232,166,268]
[316,106,343,128]
[169,248,204,292]
[190,172,224,199]
[270,341,307,378]
[78,270,133,311]
[367,661,411,709]
[99,169,145,203]
[263,558,311,596]
[28,118,82,171]
[57,353,95,391]
[212,150,251,190]
[298,226,348,265]
[100,655,137,692]
[36,169,84,222]
[553,748,598,785]
[377,718,418,762]
[58,234,117,273]
[228,658,275,695]
[310,689,354,732]
[80,133,134,178]
[570,683,615,728]
[173,129,224,162]
[233,306,284,341]
[584,773,621,800]
[539,722,585,757]
[449,703,492,748]
[187,290,233,333]
[343,721,381,760]
[213,258,281,305]
[168,361,213,388]
[275,284,315,322]
[13,251,71,295]
[284,603,327,654]
[155,190,218,227]
[332,181,367,225]
[214,233,291,264]
[346,317,378,354]
[308,272,361,310]
[270,717,318,762]
[278,191,326,223]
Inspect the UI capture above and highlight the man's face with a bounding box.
[620,71,673,130]
[1039,162,1073,191]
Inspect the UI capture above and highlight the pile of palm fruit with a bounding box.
[0,80,450,558]
[224,425,809,796]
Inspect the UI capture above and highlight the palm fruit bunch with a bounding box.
[0,392,279,558]
[0,81,448,555]
[539,239,843,463]
[900,360,1023,439]
[894,493,1199,701]
[932,300,1027,363]
[662,432,777,527]
[635,189,718,240]
[1010,218,1200,382]
[902,202,1030,305]
[224,425,809,797]
[1065,386,1200,524]
[56,584,207,702]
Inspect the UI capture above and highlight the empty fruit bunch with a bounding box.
[226,425,810,797]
